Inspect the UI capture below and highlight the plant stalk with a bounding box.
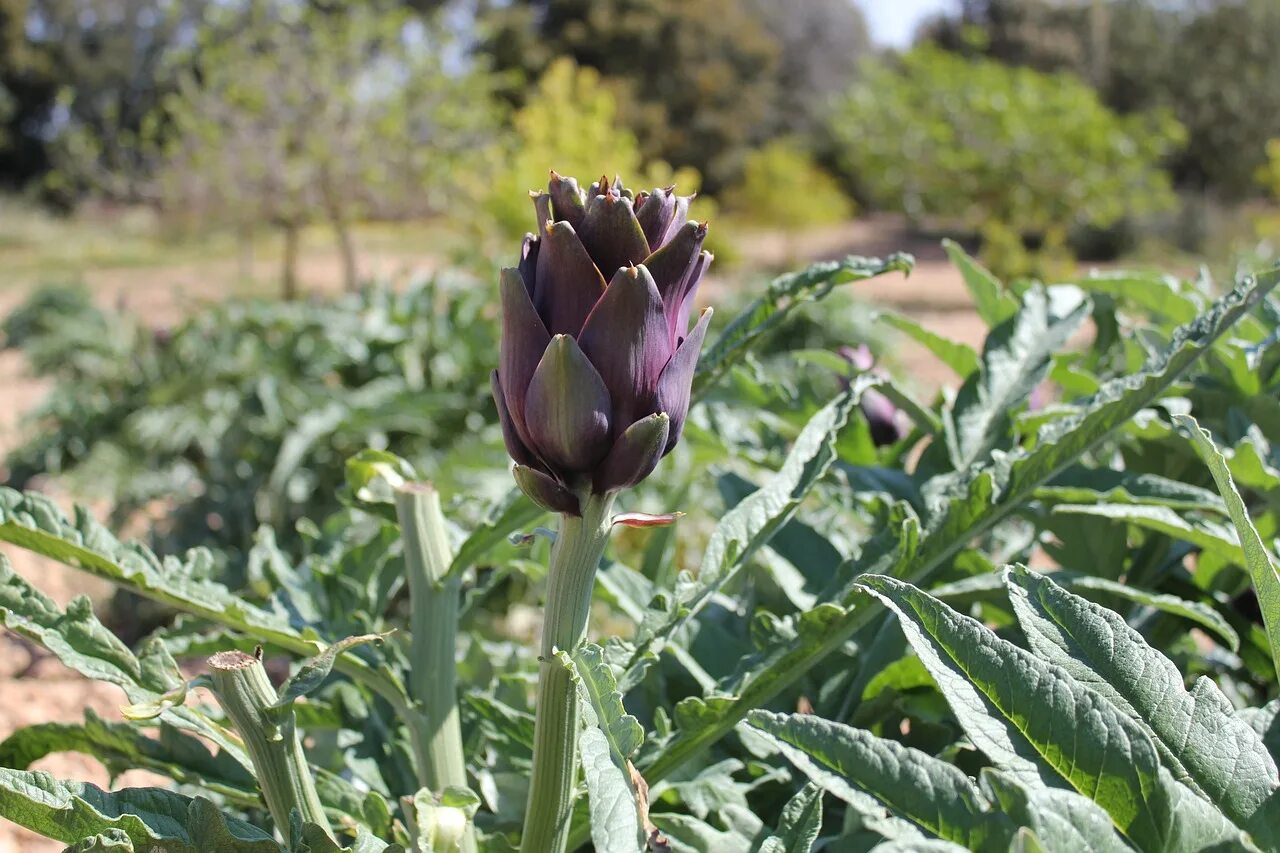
[207,650,331,844]
[396,483,475,853]
[520,493,615,853]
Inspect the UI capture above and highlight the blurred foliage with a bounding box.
[924,0,1280,201]
[741,0,871,135]
[0,0,211,197]
[474,57,701,243]
[57,1,500,296]
[828,46,1183,242]
[1259,140,1280,201]
[0,275,506,576]
[1170,0,1280,198]
[721,138,853,231]
[978,220,1075,283]
[478,0,780,193]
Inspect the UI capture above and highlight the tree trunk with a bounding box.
[319,175,358,293]
[281,222,301,300]
[236,223,254,284]
[333,214,358,293]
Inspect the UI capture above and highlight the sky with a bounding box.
[856,0,954,47]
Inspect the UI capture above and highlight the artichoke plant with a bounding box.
[493,172,712,853]
[492,172,712,515]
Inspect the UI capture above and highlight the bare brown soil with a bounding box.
[0,217,987,851]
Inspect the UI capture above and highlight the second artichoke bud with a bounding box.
[492,172,713,515]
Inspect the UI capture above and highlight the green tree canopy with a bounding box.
[922,0,1280,200]
[743,0,871,135]
[148,1,499,295]
[827,45,1183,236]
[0,0,209,194]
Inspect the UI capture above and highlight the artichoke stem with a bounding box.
[396,483,477,853]
[521,492,615,853]
[207,650,331,845]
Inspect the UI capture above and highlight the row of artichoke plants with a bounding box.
[0,170,1278,852]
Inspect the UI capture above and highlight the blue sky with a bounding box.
[856,0,954,47]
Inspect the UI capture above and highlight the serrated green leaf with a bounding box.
[643,518,918,785]
[646,759,752,822]
[714,470,845,612]
[980,770,1130,853]
[563,644,646,853]
[64,830,135,851]
[463,694,535,754]
[919,265,1277,580]
[872,310,980,380]
[642,267,1279,784]
[0,555,247,766]
[447,488,544,578]
[297,822,401,853]
[858,574,1253,852]
[929,570,1239,651]
[758,783,823,853]
[275,633,387,710]
[945,285,1090,470]
[746,710,1014,848]
[0,768,280,851]
[1239,701,1280,763]
[1051,502,1245,564]
[694,253,914,396]
[650,806,762,853]
[0,488,409,711]
[1178,414,1280,683]
[1004,565,1279,843]
[1036,467,1227,512]
[0,712,256,806]
[1069,272,1203,324]
[625,384,866,683]
[942,239,1018,327]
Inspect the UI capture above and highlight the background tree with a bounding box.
[1166,0,1280,197]
[478,0,779,192]
[826,46,1182,245]
[0,0,208,197]
[149,1,499,296]
[921,0,1280,201]
[742,0,871,135]
[722,138,853,230]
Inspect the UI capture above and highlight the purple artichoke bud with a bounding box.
[836,345,905,447]
[494,172,713,515]
[861,389,904,447]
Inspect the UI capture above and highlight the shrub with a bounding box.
[475,59,701,241]
[722,138,854,230]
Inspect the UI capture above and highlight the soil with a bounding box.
[0,216,988,851]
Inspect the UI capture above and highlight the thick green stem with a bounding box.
[396,483,475,853]
[208,650,331,843]
[520,493,615,853]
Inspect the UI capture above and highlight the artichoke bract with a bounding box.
[493,172,712,515]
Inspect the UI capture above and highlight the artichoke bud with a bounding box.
[494,171,712,514]
[837,345,905,447]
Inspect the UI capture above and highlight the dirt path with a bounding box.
[0,217,987,851]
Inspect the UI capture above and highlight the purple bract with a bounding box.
[493,172,713,515]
